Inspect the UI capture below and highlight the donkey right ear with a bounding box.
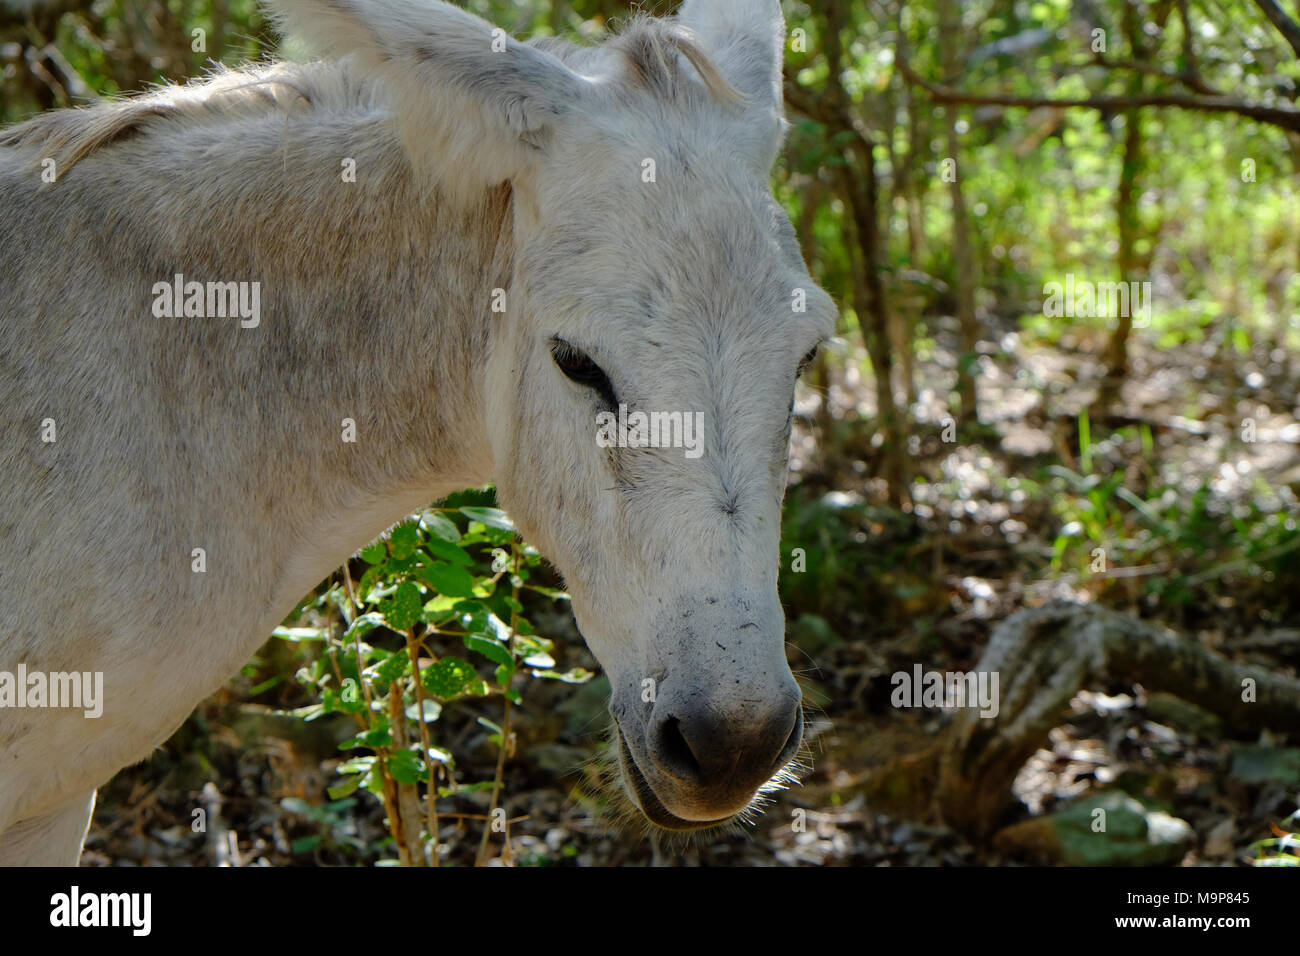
[264,0,589,192]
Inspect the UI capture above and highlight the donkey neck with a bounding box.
[0,84,519,798]
[71,97,511,617]
[205,108,515,592]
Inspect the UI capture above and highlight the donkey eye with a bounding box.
[550,338,617,405]
[796,347,819,379]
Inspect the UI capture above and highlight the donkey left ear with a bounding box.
[675,0,786,114]
[264,0,589,194]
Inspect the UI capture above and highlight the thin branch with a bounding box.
[894,53,1300,134]
[1088,54,1222,96]
[783,69,839,128]
[1254,0,1300,59]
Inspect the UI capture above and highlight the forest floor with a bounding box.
[85,315,1300,866]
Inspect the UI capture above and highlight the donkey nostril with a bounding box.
[655,715,703,780]
[649,697,801,792]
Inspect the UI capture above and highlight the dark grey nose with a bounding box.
[647,682,803,807]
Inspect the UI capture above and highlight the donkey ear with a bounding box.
[675,0,785,113]
[264,0,588,191]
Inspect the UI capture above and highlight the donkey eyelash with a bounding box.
[550,337,618,406]
[795,346,819,379]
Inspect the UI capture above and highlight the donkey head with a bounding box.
[272,0,836,830]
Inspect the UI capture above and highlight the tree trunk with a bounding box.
[824,0,908,506]
[937,0,980,428]
[1101,0,1160,406]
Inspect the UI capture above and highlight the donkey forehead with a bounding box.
[516,29,836,348]
[548,87,776,195]
[522,186,834,351]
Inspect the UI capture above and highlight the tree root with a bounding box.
[934,601,1300,838]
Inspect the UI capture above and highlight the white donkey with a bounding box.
[0,0,836,864]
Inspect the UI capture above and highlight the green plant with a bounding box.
[1248,807,1299,867]
[1041,416,1299,609]
[278,797,368,858]
[272,491,589,866]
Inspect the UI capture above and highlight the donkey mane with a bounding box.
[0,62,332,175]
[0,16,739,180]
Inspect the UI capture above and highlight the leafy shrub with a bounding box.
[273,490,590,865]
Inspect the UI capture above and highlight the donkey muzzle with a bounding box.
[616,669,803,827]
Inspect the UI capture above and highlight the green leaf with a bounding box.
[422,656,479,699]
[388,521,420,560]
[471,610,512,644]
[343,613,385,642]
[420,510,461,542]
[423,538,474,567]
[342,725,393,749]
[459,506,515,532]
[405,699,442,723]
[386,749,425,784]
[385,554,418,574]
[1078,408,1092,474]
[438,780,495,797]
[524,583,570,600]
[289,702,326,721]
[516,634,553,653]
[357,564,385,600]
[369,649,410,685]
[360,540,388,565]
[327,773,365,800]
[465,634,513,668]
[381,580,422,630]
[420,562,476,598]
[532,667,594,684]
[337,756,376,775]
[1231,326,1250,354]
[271,626,328,642]
[422,594,460,624]
[248,674,284,696]
[342,713,391,749]
[363,581,397,604]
